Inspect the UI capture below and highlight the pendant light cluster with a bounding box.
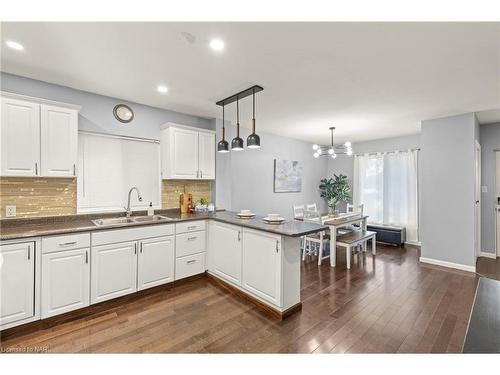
[312,126,353,159]
[216,85,263,153]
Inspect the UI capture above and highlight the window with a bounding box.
[353,150,419,243]
[77,132,160,212]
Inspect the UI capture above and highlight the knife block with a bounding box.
[179,192,193,214]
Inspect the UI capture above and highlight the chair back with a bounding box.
[347,203,364,216]
[293,204,305,219]
[303,209,321,223]
[306,203,318,212]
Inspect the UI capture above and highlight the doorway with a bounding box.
[475,141,481,259]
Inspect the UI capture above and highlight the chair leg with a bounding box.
[346,246,351,269]
[372,237,376,255]
[331,242,336,267]
[302,239,307,260]
[363,240,367,252]
[318,239,323,266]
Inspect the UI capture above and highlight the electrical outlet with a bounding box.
[6,206,16,217]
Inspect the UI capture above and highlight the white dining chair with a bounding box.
[347,203,364,216]
[306,203,318,212]
[302,209,330,265]
[293,204,305,219]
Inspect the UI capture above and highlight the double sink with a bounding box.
[92,215,174,227]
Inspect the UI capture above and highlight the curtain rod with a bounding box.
[78,130,160,144]
[352,148,420,157]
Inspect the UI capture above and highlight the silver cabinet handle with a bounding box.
[276,240,279,253]
[73,164,76,176]
[187,260,196,264]
[27,245,31,260]
[134,243,137,255]
[200,170,203,178]
[140,242,143,254]
[59,241,77,247]
[35,163,38,175]
[187,226,197,230]
[187,236,197,241]
[237,231,241,241]
[85,250,88,264]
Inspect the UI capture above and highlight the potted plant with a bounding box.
[319,174,352,215]
[195,197,209,212]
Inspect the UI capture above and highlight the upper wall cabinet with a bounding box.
[160,123,215,180]
[0,92,80,178]
[40,104,78,177]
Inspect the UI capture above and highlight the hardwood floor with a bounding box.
[0,244,485,353]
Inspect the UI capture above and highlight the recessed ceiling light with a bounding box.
[209,38,225,52]
[5,40,24,51]
[157,85,168,94]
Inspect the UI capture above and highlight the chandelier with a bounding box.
[312,127,353,159]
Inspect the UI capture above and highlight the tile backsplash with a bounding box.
[0,177,77,218]
[0,177,213,218]
[162,180,213,209]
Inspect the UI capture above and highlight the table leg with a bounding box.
[346,245,351,269]
[330,226,337,267]
[372,236,376,255]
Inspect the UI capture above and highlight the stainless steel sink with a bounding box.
[92,217,136,226]
[92,215,172,227]
[132,215,172,223]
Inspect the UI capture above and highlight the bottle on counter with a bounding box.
[147,202,154,216]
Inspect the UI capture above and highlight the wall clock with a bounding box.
[113,104,134,123]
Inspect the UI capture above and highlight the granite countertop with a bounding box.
[0,209,326,241]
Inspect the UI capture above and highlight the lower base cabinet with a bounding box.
[208,221,242,286]
[242,229,282,307]
[41,248,90,318]
[0,242,35,327]
[91,241,138,304]
[138,236,175,290]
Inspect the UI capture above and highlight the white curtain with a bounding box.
[354,150,419,243]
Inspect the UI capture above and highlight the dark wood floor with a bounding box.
[1,244,497,353]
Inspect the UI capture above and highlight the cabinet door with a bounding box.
[91,241,137,304]
[40,104,78,177]
[242,229,282,307]
[209,221,242,286]
[0,242,35,326]
[170,127,199,179]
[198,132,215,179]
[0,97,40,176]
[41,248,90,318]
[138,236,175,291]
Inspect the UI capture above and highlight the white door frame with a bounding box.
[474,140,481,259]
[496,150,500,257]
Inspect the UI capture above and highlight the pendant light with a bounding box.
[217,104,229,153]
[246,88,261,149]
[231,97,244,151]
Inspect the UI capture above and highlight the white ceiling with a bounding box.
[1,22,499,144]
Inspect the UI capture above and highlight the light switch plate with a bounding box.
[481,186,488,193]
[6,205,16,217]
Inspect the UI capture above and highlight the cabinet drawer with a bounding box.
[42,233,90,253]
[176,220,206,234]
[176,230,206,258]
[92,224,174,246]
[175,253,205,280]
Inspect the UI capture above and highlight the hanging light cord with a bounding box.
[252,89,256,133]
[222,104,225,140]
[236,97,240,137]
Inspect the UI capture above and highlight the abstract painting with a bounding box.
[274,159,302,193]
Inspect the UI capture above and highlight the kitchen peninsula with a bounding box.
[0,209,327,332]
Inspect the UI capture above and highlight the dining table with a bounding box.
[301,212,369,267]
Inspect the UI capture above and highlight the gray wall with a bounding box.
[215,120,328,217]
[480,122,500,254]
[420,113,477,268]
[0,72,212,139]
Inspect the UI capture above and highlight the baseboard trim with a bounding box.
[479,252,497,259]
[419,257,476,273]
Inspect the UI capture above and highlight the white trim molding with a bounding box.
[1,91,82,111]
[419,257,476,273]
[479,251,497,259]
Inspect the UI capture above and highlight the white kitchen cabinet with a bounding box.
[0,242,35,326]
[208,221,242,286]
[160,123,216,180]
[198,131,216,179]
[91,241,138,304]
[40,104,78,177]
[242,229,282,307]
[0,97,40,176]
[41,248,90,318]
[138,236,175,291]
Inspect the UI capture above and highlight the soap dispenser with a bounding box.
[147,202,154,216]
